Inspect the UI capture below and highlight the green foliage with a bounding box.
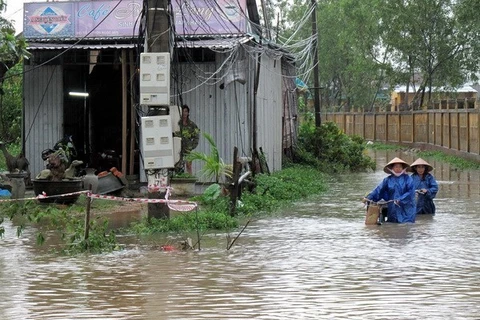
[129,209,238,235]
[171,171,196,179]
[0,64,22,143]
[62,216,119,255]
[193,183,222,205]
[0,20,30,84]
[365,142,399,151]
[185,132,233,183]
[129,164,328,235]
[0,4,30,145]
[0,196,120,254]
[418,150,480,171]
[0,141,21,171]
[367,143,480,170]
[235,165,327,215]
[294,121,376,172]
[379,0,479,107]
[277,0,480,109]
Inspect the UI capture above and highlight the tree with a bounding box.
[276,0,389,111]
[0,1,30,143]
[271,0,480,111]
[380,0,480,108]
[0,1,29,83]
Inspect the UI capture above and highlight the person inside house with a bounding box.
[410,158,438,215]
[363,157,416,223]
[176,105,200,175]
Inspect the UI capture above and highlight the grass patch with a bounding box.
[365,142,401,151]
[418,150,480,170]
[366,141,480,170]
[127,164,328,236]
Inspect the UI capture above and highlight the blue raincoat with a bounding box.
[411,173,438,215]
[366,173,416,223]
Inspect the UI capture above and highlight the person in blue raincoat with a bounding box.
[363,157,416,223]
[410,158,438,215]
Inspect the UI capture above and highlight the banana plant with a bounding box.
[185,132,233,183]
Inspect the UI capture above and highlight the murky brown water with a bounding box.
[1,150,480,319]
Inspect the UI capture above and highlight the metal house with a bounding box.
[22,0,298,182]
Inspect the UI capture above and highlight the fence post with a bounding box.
[398,113,402,144]
[412,111,415,144]
[456,109,461,151]
[385,112,389,143]
[478,110,480,155]
[466,110,470,153]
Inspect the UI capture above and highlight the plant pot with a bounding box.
[170,177,197,196]
[32,179,83,204]
[97,172,124,195]
[6,173,28,199]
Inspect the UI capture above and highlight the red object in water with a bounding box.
[161,245,175,251]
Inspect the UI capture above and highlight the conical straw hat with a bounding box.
[410,158,434,173]
[383,157,410,174]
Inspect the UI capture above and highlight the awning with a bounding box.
[27,43,136,50]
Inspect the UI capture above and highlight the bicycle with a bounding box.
[364,199,393,225]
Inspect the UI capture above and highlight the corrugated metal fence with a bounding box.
[324,109,480,160]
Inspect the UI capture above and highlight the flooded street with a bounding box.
[1,150,480,319]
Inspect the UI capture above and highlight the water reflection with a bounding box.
[1,150,480,319]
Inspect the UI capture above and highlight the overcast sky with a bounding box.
[4,0,44,34]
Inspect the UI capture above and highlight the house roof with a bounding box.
[394,85,478,93]
[27,35,255,51]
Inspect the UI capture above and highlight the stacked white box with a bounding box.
[141,115,174,169]
[140,52,170,106]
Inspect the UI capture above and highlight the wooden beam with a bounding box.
[121,49,127,174]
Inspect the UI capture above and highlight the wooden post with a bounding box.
[229,147,240,217]
[129,50,136,175]
[362,112,366,139]
[466,110,470,153]
[412,111,415,144]
[398,113,402,144]
[84,187,92,241]
[385,112,389,143]
[440,111,444,147]
[457,111,460,152]
[478,110,480,155]
[121,49,128,174]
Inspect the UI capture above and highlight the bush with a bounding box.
[294,121,375,172]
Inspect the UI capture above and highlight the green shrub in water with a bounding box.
[0,196,119,254]
[294,121,375,172]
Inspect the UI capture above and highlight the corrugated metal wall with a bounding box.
[24,65,64,178]
[23,47,287,182]
[173,47,283,181]
[256,54,283,172]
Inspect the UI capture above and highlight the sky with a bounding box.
[3,0,44,34]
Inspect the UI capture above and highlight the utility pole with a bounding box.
[147,0,170,53]
[144,0,171,219]
[311,0,321,127]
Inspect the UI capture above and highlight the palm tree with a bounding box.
[185,132,233,183]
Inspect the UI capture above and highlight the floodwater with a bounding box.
[1,150,480,319]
